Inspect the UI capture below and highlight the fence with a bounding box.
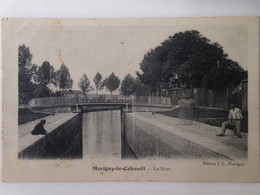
[29,95,171,107]
[168,86,247,111]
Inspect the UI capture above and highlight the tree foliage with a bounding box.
[33,84,52,98]
[120,74,136,96]
[104,72,120,96]
[137,30,247,90]
[31,61,56,97]
[18,44,37,104]
[78,74,94,94]
[55,64,73,90]
[34,61,55,86]
[136,48,164,93]
[93,72,104,95]
[133,77,150,96]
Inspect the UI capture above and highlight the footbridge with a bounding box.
[28,95,172,113]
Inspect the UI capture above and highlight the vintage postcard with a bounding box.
[2,17,260,182]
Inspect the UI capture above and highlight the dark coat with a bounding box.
[31,122,47,135]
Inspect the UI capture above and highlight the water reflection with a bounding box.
[82,110,121,158]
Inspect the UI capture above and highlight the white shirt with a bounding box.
[229,107,243,120]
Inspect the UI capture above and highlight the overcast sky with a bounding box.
[16,19,248,93]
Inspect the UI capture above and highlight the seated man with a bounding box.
[217,104,243,138]
[31,119,47,135]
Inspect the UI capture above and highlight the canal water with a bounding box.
[82,110,121,158]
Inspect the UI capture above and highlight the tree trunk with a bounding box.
[96,89,98,103]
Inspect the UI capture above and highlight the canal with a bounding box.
[82,110,122,158]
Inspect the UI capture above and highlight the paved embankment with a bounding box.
[125,112,247,160]
[18,113,82,159]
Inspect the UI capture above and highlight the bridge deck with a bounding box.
[30,103,173,109]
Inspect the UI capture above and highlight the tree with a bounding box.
[55,64,73,90]
[136,47,164,95]
[133,77,150,96]
[93,72,104,96]
[34,61,55,86]
[104,72,120,97]
[78,74,94,95]
[18,44,37,104]
[137,30,247,90]
[32,61,55,97]
[120,74,136,96]
[33,84,52,98]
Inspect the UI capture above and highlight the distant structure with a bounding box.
[59,90,85,99]
[163,78,248,111]
[232,78,248,111]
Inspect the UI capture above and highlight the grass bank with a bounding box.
[18,108,51,125]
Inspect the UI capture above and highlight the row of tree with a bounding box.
[78,72,150,97]
[19,44,147,104]
[19,44,73,104]
[19,30,247,103]
[78,72,121,96]
[78,30,249,98]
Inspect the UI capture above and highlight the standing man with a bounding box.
[217,104,243,138]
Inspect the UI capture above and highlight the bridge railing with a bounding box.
[29,95,171,107]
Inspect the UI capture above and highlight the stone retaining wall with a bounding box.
[124,113,228,159]
[18,114,82,159]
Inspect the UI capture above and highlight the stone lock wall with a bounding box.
[124,113,228,159]
[18,115,82,159]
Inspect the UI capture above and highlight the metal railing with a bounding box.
[29,95,171,107]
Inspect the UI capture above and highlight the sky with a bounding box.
[16,19,248,93]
